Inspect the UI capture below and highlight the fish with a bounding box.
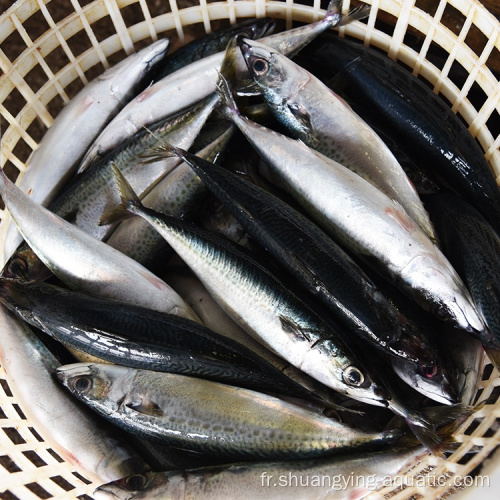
[237,37,435,240]
[0,166,199,321]
[160,142,439,369]
[78,0,369,170]
[94,446,428,500]
[56,363,402,460]
[0,277,330,401]
[103,165,474,454]
[49,93,219,243]
[215,74,486,337]
[151,17,276,82]
[102,164,392,409]
[2,39,171,262]
[294,33,500,236]
[0,306,148,483]
[424,192,500,369]
[105,125,234,269]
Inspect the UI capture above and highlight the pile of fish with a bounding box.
[0,0,499,497]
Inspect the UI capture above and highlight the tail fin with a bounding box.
[337,0,371,27]
[99,164,142,226]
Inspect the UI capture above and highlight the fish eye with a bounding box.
[342,366,365,386]
[251,58,269,76]
[125,473,147,491]
[434,304,449,320]
[72,375,93,394]
[418,364,438,379]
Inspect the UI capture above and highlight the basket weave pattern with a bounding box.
[1,1,499,498]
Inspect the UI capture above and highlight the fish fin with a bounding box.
[287,101,319,147]
[337,1,371,27]
[99,163,142,226]
[484,347,500,372]
[421,403,476,428]
[217,40,243,120]
[234,78,262,97]
[124,398,164,418]
[279,315,313,343]
[219,35,241,87]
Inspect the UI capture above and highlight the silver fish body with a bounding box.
[239,37,435,240]
[217,95,485,336]
[2,39,170,262]
[78,0,364,170]
[56,363,399,460]
[94,446,426,500]
[106,126,233,266]
[0,168,198,321]
[0,306,147,483]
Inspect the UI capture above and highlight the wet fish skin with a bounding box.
[49,94,219,243]
[94,446,426,500]
[0,277,323,401]
[215,77,486,338]
[106,126,234,268]
[152,17,276,82]
[294,34,500,236]
[0,167,199,321]
[424,192,500,365]
[57,363,401,460]
[238,37,435,240]
[104,165,393,409]
[78,0,367,170]
[165,143,438,368]
[0,306,148,483]
[2,39,171,262]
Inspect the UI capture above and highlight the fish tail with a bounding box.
[99,164,143,226]
[405,403,478,456]
[485,347,500,372]
[336,0,371,27]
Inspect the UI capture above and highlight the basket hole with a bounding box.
[44,44,72,75]
[0,378,13,397]
[107,48,129,68]
[414,0,439,17]
[484,384,500,405]
[90,14,117,44]
[456,452,476,465]
[463,417,483,435]
[485,108,500,140]
[482,363,494,381]
[1,29,27,62]
[403,25,425,53]
[26,119,48,146]
[486,45,500,77]
[442,3,466,37]
[374,11,396,39]
[25,482,53,500]
[482,419,500,438]
[467,80,489,116]
[22,9,52,42]
[0,490,20,500]
[28,427,45,443]
[50,475,75,492]
[77,495,94,500]
[84,61,107,83]
[465,22,488,58]
[2,87,27,118]
[12,404,26,420]
[120,2,146,29]
[0,455,22,473]
[147,0,172,19]
[426,40,450,72]
[65,29,94,59]
[3,427,27,445]
[45,1,75,25]
[24,63,49,95]
[45,93,67,123]
[448,59,468,91]
[23,450,47,468]
[47,448,64,463]
[72,471,92,485]
[12,136,33,166]
[473,386,484,404]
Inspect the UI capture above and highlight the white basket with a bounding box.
[0,1,499,498]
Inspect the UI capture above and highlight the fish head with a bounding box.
[56,363,136,412]
[95,471,180,499]
[391,356,460,406]
[301,339,391,408]
[401,253,487,336]
[1,245,50,282]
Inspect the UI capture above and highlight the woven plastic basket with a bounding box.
[1,0,499,498]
